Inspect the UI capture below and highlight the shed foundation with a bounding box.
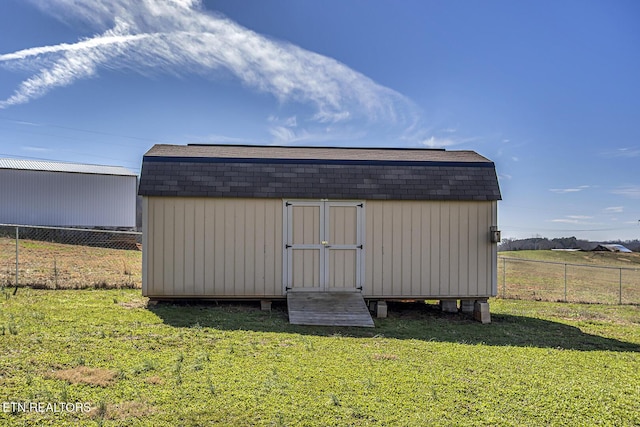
[440,300,458,313]
[460,299,475,314]
[474,300,491,324]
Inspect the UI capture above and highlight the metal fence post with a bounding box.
[502,257,506,298]
[14,226,19,294]
[564,264,567,302]
[619,268,622,305]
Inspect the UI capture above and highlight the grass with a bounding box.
[1,288,639,426]
[0,237,141,289]
[499,250,640,304]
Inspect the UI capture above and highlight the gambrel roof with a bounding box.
[138,144,501,201]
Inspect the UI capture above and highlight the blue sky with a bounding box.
[1,0,639,241]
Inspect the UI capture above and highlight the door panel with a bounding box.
[284,201,363,292]
[291,249,320,288]
[287,202,323,290]
[326,202,361,290]
[328,249,357,289]
[329,206,358,245]
[292,206,321,245]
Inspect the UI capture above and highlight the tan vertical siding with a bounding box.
[183,199,196,296]
[194,202,205,295]
[143,197,283,297]
[142,197,149,295]
[163,201,174,296]
[244,203,255,295]
[364,200,497,298]
[143,197,496,299]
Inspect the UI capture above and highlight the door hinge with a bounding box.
[285,244,292,249]
[285,202,292,206]
[357,286,363,291]
[357,245,363,249]
[285,286,291,291]
[357,203,363,208]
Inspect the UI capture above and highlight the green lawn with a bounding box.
[1,288,639,426]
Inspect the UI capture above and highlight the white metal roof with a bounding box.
[601,244,633,253]
[0,158,136,176]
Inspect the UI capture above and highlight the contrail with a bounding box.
[0,0,451,147]
[0,33,150,63]
[1,0,416,128]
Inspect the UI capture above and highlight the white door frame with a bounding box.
[283,199,365,294]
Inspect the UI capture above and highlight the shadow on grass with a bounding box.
[148,300,640,353]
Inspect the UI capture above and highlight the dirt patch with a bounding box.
[119,299,148,309]
[144,375,164,385]
[49,366,118,387]
[371,353,399,361]
[89,401,155,420]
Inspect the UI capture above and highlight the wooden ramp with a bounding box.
[287,292,375,327]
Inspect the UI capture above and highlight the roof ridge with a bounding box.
[186,143,447,152]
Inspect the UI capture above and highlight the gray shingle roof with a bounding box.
[139,144,501,201]
[144,144,492,163]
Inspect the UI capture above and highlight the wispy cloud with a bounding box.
[420,136,459,148]
[604,206,624,214]
[600,147,640,158]
[416,127,482,149]
[0,0,417,137]
[187,134,255,145]
[22,145,52,152]
[550,215,596,225]
[549,185,590,194]
[551,219,582,224]
[612,185,640,199]
[268,124,365,145]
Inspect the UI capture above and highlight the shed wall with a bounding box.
[365,200,497,298]
[0,169,136,227]
[142,197,283,297]
[143,197,497,299]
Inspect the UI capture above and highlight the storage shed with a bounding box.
[0,158,137,228]
[138,144,501,324]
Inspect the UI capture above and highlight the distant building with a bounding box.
[592,244,633,253]
[0,158,137,228]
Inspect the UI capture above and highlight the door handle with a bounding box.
[321,241,331,247]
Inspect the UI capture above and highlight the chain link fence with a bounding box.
[498,256,640,305]
[4,225,639,304]
[0,224,141,290]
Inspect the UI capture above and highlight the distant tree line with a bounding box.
[499,236,640,252]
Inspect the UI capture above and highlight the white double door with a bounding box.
[284,200,364,292]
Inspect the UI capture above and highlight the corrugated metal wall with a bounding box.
[142,197,283,297]
[0,169,136,227]
[365,200,497,298]
[143,197,497,299]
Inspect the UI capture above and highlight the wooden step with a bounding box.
[287,291,374,327]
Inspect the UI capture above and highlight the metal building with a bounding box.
[138,144,502,324]
[0,158,137,228]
